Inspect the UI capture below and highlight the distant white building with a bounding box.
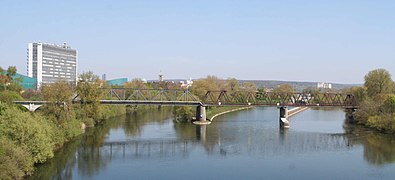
[317,82,332,89]
[180,78,193,88]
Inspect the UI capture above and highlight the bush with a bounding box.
[173,106,194,122]
[0,137,34,180]
[61,117,83,141]
[0,102,55,163]
[366,115,395,133]
[381,94,395,114]
[0,91,23,104]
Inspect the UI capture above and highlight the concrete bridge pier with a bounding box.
[193,106,211,125]
[279,106,290,129]
[196,106,206,122]
[22,103,42,112]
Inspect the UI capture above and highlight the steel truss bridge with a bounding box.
[14,88,358,109]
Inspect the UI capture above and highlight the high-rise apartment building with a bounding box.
[27,42,77,88]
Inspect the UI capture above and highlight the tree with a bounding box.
[241,82,257,92]
[125,79,148,89]
[191,76,223,100]
[226,78,240,92]
[364,69,393,97]
[0,66,18,91]
[343,86,367,105]
[76,72,104,122]
[173,106,194,122]
[381,94,395,114]
[273,84,294,93]
[41,80,74,122]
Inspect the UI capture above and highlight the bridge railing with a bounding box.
[202,91,357,108]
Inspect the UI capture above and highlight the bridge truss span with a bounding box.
[15,88,358,111]
[202,91,357,108]
[104,88,199,102]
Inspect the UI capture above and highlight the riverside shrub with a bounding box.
[0,137,34,180]
[0,102,55,163]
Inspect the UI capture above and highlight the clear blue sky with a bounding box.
[1,0,394,83]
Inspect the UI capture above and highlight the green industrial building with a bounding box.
[106,78,128,86]
[13,73,37,89]
[12,73,128,89]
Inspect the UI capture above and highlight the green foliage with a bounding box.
[381,94,395,114]
[344,86,367,105]
[0,102,55,163]
[61,117,83,141]
[355,98,381,125]
[173,106,194,122]
[0,137,34,180]
[99,105,126,121]
[0,66,18,91]
[0,90,23,104]
[41,80,74,122]
[366,115,395,133]
[191,76,224,100]
[273,84,294,93]
[364,69,393,97]
[353,69,395,134]
[125,79,149,89]
[76,72,105,123]
[227,78,240,91]
[242,82,257,92]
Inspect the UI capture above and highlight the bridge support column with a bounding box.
[279,106,290,128]
[193,106,211,125]
[196,106,207,122]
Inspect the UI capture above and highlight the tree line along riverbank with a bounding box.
[0,70,131,179]
[347,69,395,134]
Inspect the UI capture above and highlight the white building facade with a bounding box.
[27,42,77,88]
[317,82,332,89]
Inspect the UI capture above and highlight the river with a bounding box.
[28,107,395,180]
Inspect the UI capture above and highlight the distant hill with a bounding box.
[239,80,362,92]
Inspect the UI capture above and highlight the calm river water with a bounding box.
[29,107,395,180]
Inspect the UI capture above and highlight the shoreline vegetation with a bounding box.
[346,69,395,134]
[0,70,141,179]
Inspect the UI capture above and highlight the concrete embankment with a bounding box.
[209,106,254,121]
[207,106,308,122]
[288,107,309,118]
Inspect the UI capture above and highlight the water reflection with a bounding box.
[28,108,395,179]
[344,124,395,166]
[101,140,196,160]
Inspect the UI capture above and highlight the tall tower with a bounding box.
[159,70,163,82]
[27,42,77,88]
